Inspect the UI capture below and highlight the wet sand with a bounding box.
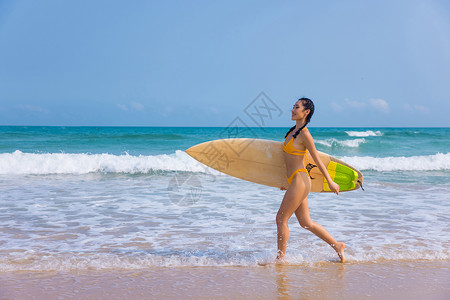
[1,260,449,299]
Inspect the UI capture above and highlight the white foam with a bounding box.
[345,130,383,137]
[341,152,450,171]
[2,150,450,175]
[316,138,366,148]
[0,150,209,175]
[1,248,448,271]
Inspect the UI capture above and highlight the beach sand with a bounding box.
[1,260,449,299]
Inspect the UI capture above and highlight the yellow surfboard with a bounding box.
[186,138,363,193]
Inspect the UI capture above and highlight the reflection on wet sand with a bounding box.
[0,261,449,299]
[274,263,347,299]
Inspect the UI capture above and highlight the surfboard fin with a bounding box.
[357,180,365,191]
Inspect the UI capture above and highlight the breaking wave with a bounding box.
[1,150,450,175]
[316,138,366,148]
[345,130,383,137]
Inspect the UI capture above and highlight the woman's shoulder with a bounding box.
[300,126,311,136]
[299,127,314,142]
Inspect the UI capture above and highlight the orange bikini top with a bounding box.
[283,128,307,156]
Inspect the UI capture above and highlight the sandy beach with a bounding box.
[1,260,449,299]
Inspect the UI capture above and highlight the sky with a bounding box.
[0,0,449,127]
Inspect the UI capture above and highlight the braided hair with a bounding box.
[284,97,315,139]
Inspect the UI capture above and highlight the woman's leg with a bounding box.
[276,173,309,260]
[294,198,345,262]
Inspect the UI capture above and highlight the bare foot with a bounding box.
[332,242,345,263]
[275,251,287,264]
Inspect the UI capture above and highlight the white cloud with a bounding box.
[403,103,430,113]
[369,98,390,113]
[335,98,390,114]
[131,101,145,111]
[117,104,128,111]
[18,104,49,113]
[344,99,367,109]
[414,105,430,113]
[118,102,145,112]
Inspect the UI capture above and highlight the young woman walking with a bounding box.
[277,97,345,263]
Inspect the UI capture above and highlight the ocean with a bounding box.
[1,126,449,272]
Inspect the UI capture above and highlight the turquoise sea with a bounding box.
[0,126,449,271]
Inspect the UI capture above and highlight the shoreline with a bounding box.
[1,260,449,299]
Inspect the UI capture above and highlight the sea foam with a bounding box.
[1,248,448,271]
[345,130,383,137]
[316,138,366,148]
[0,150,207,175]
[341,152,450,171]
[2,150,450,175]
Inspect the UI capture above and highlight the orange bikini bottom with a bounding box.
[286,168,308,185]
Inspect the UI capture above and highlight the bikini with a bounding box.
[283,129,308,185]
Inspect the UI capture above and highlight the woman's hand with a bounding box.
[328,181,340,195]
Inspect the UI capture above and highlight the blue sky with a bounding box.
[0,0,449,127]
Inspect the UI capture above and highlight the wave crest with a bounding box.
[2,151,450,175]
[0,150,207,175]
[341,153,450,171]
[345,130,383,137]
[316,138,366,148]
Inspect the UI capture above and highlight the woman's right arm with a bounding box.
[302,131,339,195]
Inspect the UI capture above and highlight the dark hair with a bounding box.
[284,97,315,139]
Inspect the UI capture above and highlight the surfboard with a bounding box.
[185,138,363,193]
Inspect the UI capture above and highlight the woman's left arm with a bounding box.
[302,131,340,195]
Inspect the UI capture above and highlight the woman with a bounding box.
[276,97,345,263]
